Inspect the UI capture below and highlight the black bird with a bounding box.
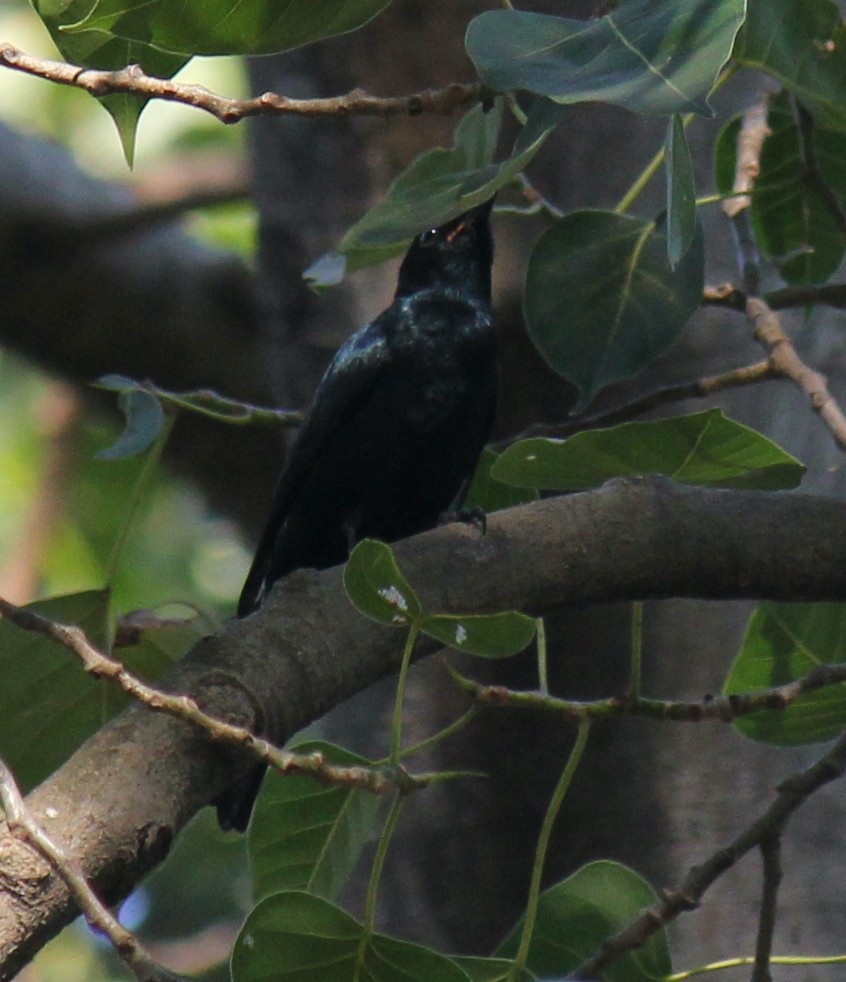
[217,198,497,831]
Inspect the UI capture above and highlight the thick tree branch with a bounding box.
[0,44,488,124]
[2,479,846,975]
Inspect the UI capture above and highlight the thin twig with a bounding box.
[0,597,427,796]
[0,757,184,982]
[0,43,488,124]
[723,95,771,219]
[704,282,846,312]
[501,361,778,443]
[752,835,782,982]
[451,660,846,724]
[569,727,846,979]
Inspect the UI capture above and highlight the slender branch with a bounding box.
[451,660,846,724]
[0,43,488,124]
[722,95,771,220]
[752,835,782,982]
[724,98,846,450]
[569,726,846,979]
[0,597,427,796]
[705,282,846,312]
[503,361,777,442]
[0,758,183,982]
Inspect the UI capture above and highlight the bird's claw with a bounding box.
[440,506,487,534]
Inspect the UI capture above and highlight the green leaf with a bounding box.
[524,210,704,412]
[0,594,189,792]
[31,1,188,164]
[725,603,846,745]
[249,741,382,903]
[422,612,536,659]
[463,448,539,514]
[466,0,745,116]
[496,861,672,982]
[665,115,696,268]
[310,99,566,282]
[0,592,111,791]
[734,0,846,132]
[493,410,805,492]
[344,539,421,627]
[232,891,472,982]
[715,94,846,285]
[67,0,394,57]
[96,386,165,461]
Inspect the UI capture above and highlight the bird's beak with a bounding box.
[446,197,495,242]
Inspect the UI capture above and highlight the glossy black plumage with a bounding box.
[217,199,497,830]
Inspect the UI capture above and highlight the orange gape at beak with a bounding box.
[446,222,467,243]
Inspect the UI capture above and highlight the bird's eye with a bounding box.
[420,228,439,245]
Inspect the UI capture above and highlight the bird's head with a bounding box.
[395,198,494,305]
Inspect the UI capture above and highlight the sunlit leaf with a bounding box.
[665,115,696,268]
[725,603,846,745]
[250,741,382,902]
[524,210,704,412]
[466,0,745,116]
[493,410,806,491]
[422,611,535,659]
[496,861,672,982]
[344,539,421,626]
[232,891,472,981]
[67,0,395,57]
[30,0,187,163]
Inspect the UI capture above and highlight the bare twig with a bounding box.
[0,757,183,982]
[451,660,846,724]
[569,727,846,979]
[0,43,488,124]
[723,98,846,450]
[704,282,846,312]
[752,835,782,982]
[723,94,771,219]
[0,597,426,796]
[501,361,778,443]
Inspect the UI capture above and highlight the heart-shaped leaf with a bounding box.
[496,861,671,982]
[734,0,846,132]
[422,612,536,659]
[344,539,421,627]
[232,891,472,981]
[725,603,846,745]
[65,0,394,57]
[524,210,704,412]
[493,410,806,492]
[466,0,745,116]
[250,741,382,902]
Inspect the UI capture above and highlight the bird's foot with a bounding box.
[439,506,487,534]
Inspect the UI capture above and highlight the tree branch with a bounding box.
[0,758,183,982]
[572,726,846,979]
[3,478,846,976]
[0,44,488,124]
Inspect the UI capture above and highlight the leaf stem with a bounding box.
[630,602,643,698]
[508,719,592,981]
[390,622,421,767]
[104,410,175,591]
[356,792,405,978]
[665,953,846,980]
[536,618,549,696]
[397,706,481,760]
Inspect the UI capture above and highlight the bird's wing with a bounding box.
[238,313,394,614]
